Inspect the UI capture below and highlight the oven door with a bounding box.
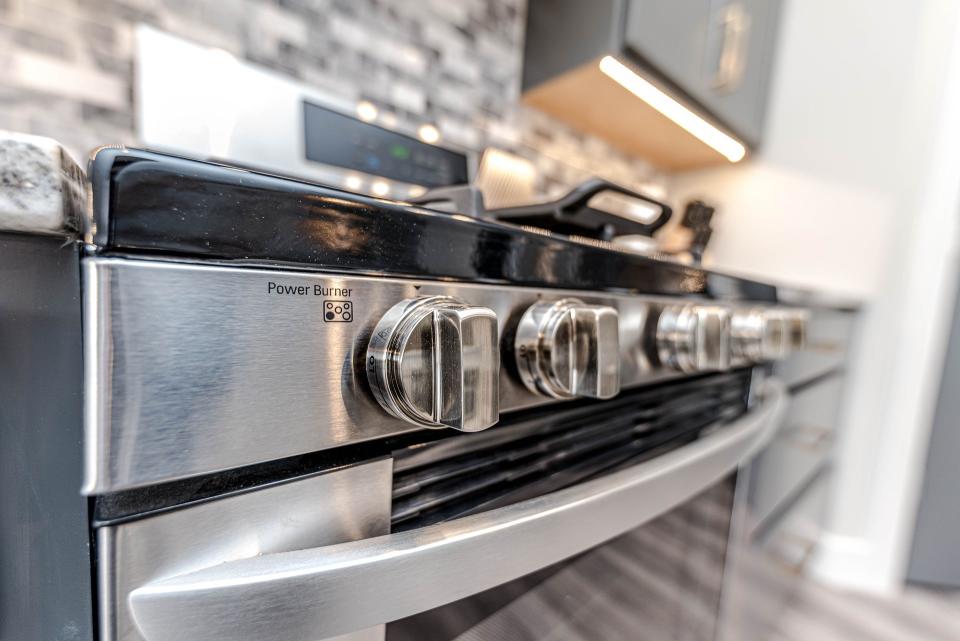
[386,475,739,641]
[100,379,785,641]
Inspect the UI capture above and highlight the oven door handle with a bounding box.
[129,379,786,641]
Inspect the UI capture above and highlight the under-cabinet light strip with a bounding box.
[599,55,747,163]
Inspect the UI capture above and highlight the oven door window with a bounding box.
[387,478,735,641]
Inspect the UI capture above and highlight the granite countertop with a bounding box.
[0,131,87,236]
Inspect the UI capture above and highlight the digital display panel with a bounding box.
[303,101,469,188]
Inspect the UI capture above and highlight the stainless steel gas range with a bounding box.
[2,143,803,641]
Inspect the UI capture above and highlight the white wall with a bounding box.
[670,0,960,593]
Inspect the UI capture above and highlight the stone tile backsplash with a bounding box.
[0,0,666,198]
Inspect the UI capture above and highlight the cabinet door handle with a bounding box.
[127,380,787,641]
[713,3,752,92]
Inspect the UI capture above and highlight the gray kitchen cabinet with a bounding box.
[624,0,713,101]
[522,0,784,168]
[625,0,783,144]
[908,277,960,588]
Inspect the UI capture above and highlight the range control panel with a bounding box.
[365,294,806,432]
[84,258,805,493]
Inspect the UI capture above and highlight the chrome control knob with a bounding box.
[367,296,499,432]
[782,308,809,351]
[731,307,785,362]
[730,307,808,362]
[657,304,731,372]
[515,298,620,399]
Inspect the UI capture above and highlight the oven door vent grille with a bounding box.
[390,370,752,530]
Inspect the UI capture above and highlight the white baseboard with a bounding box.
[807,532,900,596]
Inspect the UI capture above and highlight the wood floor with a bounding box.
[773,580,960,641]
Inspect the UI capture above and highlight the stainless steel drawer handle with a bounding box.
[712,2,752,92]
[128,380,787,641]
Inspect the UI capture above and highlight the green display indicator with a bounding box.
[389,144,411,160]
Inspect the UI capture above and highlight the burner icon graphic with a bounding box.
[323,300,353,322]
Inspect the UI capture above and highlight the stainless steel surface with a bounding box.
[749,423,832,533]
[731,306,810,368]
[731,307,765,363]
[731,307,786,363]
[400,481,736,641]
[366,296,499,431]
[775,307,850,388]
[657,304,732,372]
[125,380,786,641]
[136,27,468,200]
[761,309,791,361]
[82,258,655,493]
[514,298,620,399]
[783,308,810,351]
[720,464,827,641]
[99,459,392,641]
[84,257,802,493]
